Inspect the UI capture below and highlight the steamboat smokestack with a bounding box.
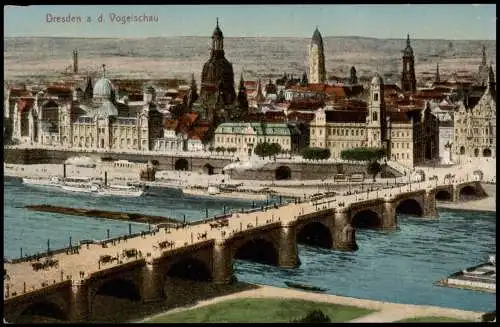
[63,163,66,179]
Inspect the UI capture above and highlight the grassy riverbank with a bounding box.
[143,298,375,323]
[396,316,476,323]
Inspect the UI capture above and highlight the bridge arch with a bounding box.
[234,237,278,266]
[297,222,332,248]
[352,210,382,229]
[94,277,141,302]
[174,158,189,171]
[435,190,452,201]
[275,166,291,180]
[203,163,214,175]
[396,199,423,216]
[167,257,212,282]
[459,185,481,200]
[18,300,68,323]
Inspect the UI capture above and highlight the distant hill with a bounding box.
[3,36,496,85]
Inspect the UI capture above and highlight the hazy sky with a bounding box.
[4,4,497,40]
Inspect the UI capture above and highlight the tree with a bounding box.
[341,147,386,182]
[254,142,282,158]
[208,146,214,152]
[367,161,382,182]
[301,147,331,160]
[340,147,386,162]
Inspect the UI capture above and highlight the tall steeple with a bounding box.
[435,63,440,83]
[309,26,326,84]
[401,33,416,93]
[73,49,78,74]
[212,17,224,52]
[482,45,487,66]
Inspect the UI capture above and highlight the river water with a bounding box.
[3,176,496,312]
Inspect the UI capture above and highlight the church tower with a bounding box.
[478,45,490,86]
[401,34,416,93]
[366,73,386,148]
[309,27,326,84]
[200,18,236,106]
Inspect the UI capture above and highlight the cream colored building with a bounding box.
[214,122,301,157]
[453,67,496,159]
[310,74,440,167]
[10,74,164,152]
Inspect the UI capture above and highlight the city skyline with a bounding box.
[4,4,497,40]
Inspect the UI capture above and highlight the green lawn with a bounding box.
[144,298,375,323]
[397,316,476,323]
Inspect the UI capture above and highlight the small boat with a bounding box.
[22,176,61,187]
[207,185,220,195]
[61,184,97,194]
[285,281,327,293]
[96,184,144,197]
[489,255,496,266]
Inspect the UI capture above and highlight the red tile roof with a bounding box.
[164,119,179,130]
[244,81,258,89]
[46,86,72,94]
[17,98,35,113]
[388,111,412,123]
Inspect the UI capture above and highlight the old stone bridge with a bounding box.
[3,180,486,322]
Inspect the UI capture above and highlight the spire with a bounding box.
[487,64,496,96]
[435,62,440,83]
[216,17,219,28]
[482,45,487,66]
[407,33,411,47]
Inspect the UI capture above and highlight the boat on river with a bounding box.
[97,184,144,197]
[22,176,62,188]
[285,281,327,293]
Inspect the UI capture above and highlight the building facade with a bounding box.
[10,74,164,152]
[453,67,496,159]
[214,122,302,156]
[309,27,326,84]
[309,73,439,167]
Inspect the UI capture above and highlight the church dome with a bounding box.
[95,100,118,117]
[93,77,114,99]
[371,73,383,85]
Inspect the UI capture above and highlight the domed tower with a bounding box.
[309,27,326,84]
[200,18,236,107]
[367,73,386,148]
[401,34,416,93]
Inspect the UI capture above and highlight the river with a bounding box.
[3,176,496,312]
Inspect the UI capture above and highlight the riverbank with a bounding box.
[182,188,269,201]
[137,284,484,323]
[436,183,496,212]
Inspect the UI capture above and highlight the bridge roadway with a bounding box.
[3,178,483,304]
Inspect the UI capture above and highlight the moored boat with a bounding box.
[96,184,144,197]
[285,281,327,293]
[22,176,61,187]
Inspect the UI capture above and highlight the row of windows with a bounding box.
[391,131,411,137]
[392,153,410,160]
[392,142,410,149]
[216,136,289,145]
[313,128,365,137]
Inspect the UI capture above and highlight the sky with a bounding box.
[4,4,497,40]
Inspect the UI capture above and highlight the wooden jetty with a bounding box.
[25,204,182,225]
